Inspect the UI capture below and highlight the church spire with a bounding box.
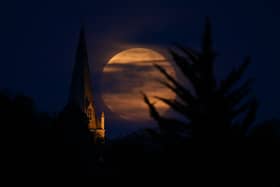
[68,26,98,129]
[67,25,105,143]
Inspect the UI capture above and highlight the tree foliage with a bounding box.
[143,18,258,140]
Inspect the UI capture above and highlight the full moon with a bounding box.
[102,48,176,121]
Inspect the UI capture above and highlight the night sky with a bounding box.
[0,0,279,138]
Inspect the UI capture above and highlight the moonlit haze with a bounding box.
[102,48,176,122]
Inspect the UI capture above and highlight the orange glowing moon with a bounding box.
[102,48,176,121]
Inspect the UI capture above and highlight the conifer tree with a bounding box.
[143,18,258,140]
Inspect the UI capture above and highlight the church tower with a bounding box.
[68,26,105,143]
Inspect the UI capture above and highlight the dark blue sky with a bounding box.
[0,0,279,138]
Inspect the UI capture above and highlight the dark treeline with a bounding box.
[0,91,278,185]
[0,92,101,182]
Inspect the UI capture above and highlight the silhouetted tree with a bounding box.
[0,91,48,179]
[143,18,258,142]
[0,91,97,179]
[0,92,38,143]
